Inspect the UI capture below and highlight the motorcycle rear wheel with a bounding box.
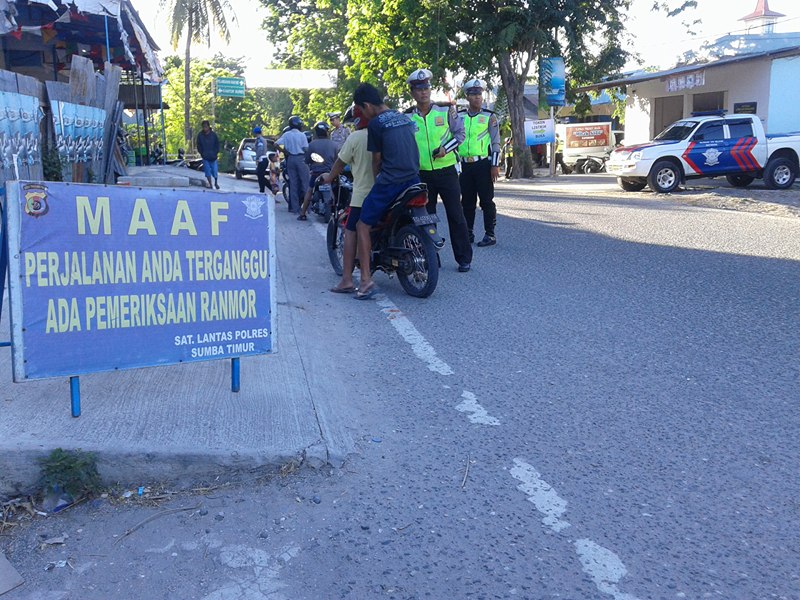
[396,225,439,298]
[327,211,347,276]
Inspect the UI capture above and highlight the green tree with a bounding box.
[160,55,294,155]
[342,0,632,176]
[161,0,236,151]
[260,0,356,123]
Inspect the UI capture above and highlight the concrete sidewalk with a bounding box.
[0,174,354,497]
[121,163,209,188]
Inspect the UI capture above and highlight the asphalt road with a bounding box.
[3,173,799,600]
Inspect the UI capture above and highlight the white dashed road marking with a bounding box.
[309,216,641,598]
[575,539,641,600]
[511,458,640,600]
[455,390,500,425]
[510,458,570,532]
[312,221,453,375]
[376,297,454,375]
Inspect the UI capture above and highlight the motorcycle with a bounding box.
[166,148,187,168]
[149,144,165,165]
[570,151,610,174]
[327,182,444,298]
[308,175,334,221]
[581,152,610,174]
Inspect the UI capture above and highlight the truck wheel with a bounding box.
[726,173,754,188]
[618,177,646,192]
[648,160,681,193]
[763,157,797,190]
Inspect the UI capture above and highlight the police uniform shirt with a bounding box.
[406,102,465,170]
[277,129,309,156]
[459,108,501,167]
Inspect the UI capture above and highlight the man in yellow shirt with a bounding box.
[322,105,375,293]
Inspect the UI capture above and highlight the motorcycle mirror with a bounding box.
[310,152,325,163]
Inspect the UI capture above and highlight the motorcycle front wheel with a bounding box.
[327,211,347,276]
[396,225,439,298]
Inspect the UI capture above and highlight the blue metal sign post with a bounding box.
[4,181,277,415]
[0,195,10,350]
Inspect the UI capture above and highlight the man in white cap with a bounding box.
[458,78,501,247]
[405,68,473,272]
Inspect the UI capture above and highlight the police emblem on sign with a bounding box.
[23,183,49,218]
[242,195,265,219]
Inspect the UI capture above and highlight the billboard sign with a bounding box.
[524,119,555,145]
[565,123,611,149]
[5,182,276,381]
[541,57,566,107]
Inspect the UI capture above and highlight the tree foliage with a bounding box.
[161,0,236,150]
[260,0,355,126]
[159,55,292,153]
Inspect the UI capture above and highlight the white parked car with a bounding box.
[235,138,257,179]
[607,112,800,193]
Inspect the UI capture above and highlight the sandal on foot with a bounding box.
[297,214,308,221]
[330,286,356,294]
[355,283,378,300]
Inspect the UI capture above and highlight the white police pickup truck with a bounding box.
[607,112,800,193]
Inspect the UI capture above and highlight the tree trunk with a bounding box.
[184,15,193,152]
[498,52,533,179]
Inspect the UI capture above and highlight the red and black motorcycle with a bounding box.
[327,182,443,298]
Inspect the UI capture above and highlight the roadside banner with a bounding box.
[541,57,566,107]
[524,119,555,145]
[4,182,276,381]
[565,123,610,149]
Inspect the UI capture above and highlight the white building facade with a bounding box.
[616,49,800,144]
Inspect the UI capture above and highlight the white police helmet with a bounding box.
[407,68,433,89]
[463,79,486,94]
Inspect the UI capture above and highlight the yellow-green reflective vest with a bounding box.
[410,105,457,171]
[459,111,491,158]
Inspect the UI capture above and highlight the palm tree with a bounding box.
[161,0,236,151]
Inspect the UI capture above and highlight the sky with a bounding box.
[135,0,798,86]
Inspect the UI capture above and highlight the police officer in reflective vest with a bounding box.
[405,68,473,272]
[458,79,501,247]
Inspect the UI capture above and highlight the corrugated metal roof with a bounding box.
[577,45,800,92]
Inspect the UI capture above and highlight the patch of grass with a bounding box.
[38,448,102,498]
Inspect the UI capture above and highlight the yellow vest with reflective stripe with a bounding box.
[410,105,457,171]
[459,111,491,158]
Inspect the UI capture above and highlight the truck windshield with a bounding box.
[655,121,698,141]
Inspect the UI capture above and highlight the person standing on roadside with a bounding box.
[276,115,309,213]
[196,119,220,189]
[458,78,501,247]
[502,135,514,179]
[321,105,375,294]
[328,111,350,151]
[555,133,571,174]
[405,68,473,272]
[253,126,270,194]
